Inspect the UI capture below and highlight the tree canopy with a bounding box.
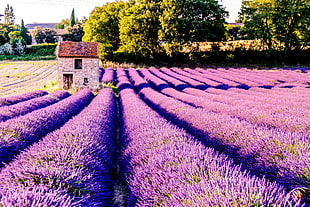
[83,1,127,59]
[83,0,228,60]
[239,0,310,51]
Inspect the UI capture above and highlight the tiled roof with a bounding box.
[57,41,99,58]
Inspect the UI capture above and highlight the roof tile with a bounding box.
[57,41,99,58]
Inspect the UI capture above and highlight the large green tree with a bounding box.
[63,24,84,42]
[20,19,32,45]
[239,0,275,50]
[119,0,162,59]
[83,1,126,59]
[83,0,228,60]
[70,8,76,27]
[239,0,310,51]
[273,0,310,51]
[159,0,227,56]
[30,27,56,44]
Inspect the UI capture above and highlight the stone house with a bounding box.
[56,41,100,90]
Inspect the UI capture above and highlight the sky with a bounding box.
[0,0,242,25]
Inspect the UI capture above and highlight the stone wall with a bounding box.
[58,57,99,90]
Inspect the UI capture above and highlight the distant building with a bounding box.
[25,23,58,30]
[56,41,100,90]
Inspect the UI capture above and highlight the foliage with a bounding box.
[43,28,57,43]
[30,27,45,44]
[84,0,227,61]
[70,8,76,27]
[272,0,310,51]
[119,0,162,59]
[30,27,56,44]
[0,23,16,42]
[20,19,32,45]
[0,42,14,55]
[83,1,127,59]
[62,24,84,42]
[225,24,245,41]
[159,0,227,56]
[25,43,57,56]
[4,4,15,25]
[13,39,26,55]
[239,0,310,51]
[0,35,6,45]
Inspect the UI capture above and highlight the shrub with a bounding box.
[25,43,57,56]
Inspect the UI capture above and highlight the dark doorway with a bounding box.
[63,74,73,90]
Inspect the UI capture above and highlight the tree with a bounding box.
[4,4,15,25]
[238,0,275,50]
[119,0,162,59]
[20,19,32,45]
[273,0,310,51]
[119,0,227,58]
[70,8,76,27]
[44,28,57,43]
[31,27,46,44]
[239,0,310,51]
[30,27,56,44]
[0,24,15,42]
[83,1,127,59]
[159,0,228,56]
[63,24,84,42]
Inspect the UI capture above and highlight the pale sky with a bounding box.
[0,0,242,25]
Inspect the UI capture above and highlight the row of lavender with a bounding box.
[0,66,309,205]
[176,67,310,88]
[116,68,296,206]
[147,68,310,136]
[95,66,310,205]
[0,88,117,206]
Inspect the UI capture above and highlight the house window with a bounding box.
[84,78,89,85]
[75,59,82,69]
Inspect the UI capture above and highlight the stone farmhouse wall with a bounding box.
[58,57,99,90]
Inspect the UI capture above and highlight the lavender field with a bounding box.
[0,66,310,206]
[0,61,58,97]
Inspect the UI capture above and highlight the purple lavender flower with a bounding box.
[0,90,48,107]
[0,89,94,167]
[0,90,70,122]
[0,88,117,206]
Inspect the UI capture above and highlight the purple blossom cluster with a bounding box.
[0,90,48,107]
[0,89,94,167]
[101,67,115,83]
[0,88,117,206]
[0,66,308,205]
[116,68,296,206]
[126,68,310,200]
[0,90,70,122]
[147,69,310,136]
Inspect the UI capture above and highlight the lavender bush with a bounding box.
[0,90,70,122]
[0,88,117,206]
[116,68,297,206]
[0,90,48,107]
[101,67,115,83]
[127,68,310,203]
[140,68,310,136]
[0,89,94,167]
